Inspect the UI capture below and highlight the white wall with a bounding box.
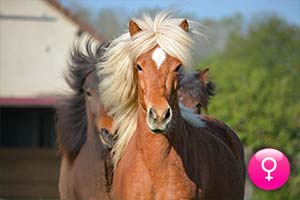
[0,0,84,97]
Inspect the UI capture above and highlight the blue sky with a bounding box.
[60,0,300,25]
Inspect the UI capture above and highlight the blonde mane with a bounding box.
[97,11,205,166]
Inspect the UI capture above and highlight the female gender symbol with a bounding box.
[261,157,277,181]
[248,148,290,190]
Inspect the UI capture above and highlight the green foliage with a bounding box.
[198,15,300,200]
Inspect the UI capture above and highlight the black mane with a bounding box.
[56,38,108,161]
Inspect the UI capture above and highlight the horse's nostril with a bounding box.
[149,107,157,121]
[163,108,171,122]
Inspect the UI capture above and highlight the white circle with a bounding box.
[261,157,277,172]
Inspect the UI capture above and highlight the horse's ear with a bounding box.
[179,19,189,32]
[129,20,142,37]
[199,68,210,85]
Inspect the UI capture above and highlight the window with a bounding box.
[0,107,56,149]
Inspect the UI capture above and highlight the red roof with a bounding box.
[0,97,57,107]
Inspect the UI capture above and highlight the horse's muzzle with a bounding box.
[146,106,172,134]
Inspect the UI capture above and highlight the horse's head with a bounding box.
[83,68,114,149]
[130,19,189,133]
[178,68,216,114]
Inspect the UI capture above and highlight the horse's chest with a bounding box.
[117,154,199,200]
[151,165,198,200]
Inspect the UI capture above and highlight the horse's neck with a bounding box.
[168,102,187,144]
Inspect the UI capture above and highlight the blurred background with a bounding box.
[0,0,299,199]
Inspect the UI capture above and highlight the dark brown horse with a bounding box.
[56,40,114,200]
[178,68,215,114]
[178,68,245,170]
[98,13,245,200]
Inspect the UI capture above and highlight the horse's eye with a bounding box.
[175,64,182,72]
[136,64,143,72]
[86,91,92,97]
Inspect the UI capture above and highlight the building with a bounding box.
[0,0,103,198]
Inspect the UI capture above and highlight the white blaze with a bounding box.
[152,48,166,69]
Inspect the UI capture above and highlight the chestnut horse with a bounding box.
[56,40,114,200]
[98,12,245,200]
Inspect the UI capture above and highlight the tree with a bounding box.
[199,15,300,200]
[93,9,123,39]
